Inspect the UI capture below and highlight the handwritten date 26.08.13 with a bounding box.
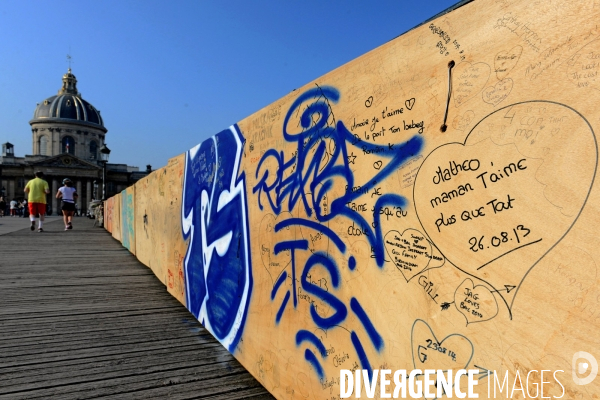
[468,225,530,252]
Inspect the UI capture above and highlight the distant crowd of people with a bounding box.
[0,197,28,217]
[0,196,83,219]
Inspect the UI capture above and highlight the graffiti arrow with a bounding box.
[491,285,516,294]
[473,365,494,381]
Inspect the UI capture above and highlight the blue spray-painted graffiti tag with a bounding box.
[255,86,424,380]
[181,124,253,353]
[253,86,423,267]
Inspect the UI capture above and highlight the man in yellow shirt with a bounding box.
[24,171,50,232]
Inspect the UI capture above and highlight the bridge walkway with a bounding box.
[0,216,273,400]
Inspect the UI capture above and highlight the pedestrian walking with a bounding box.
[24,171,50,232]
[0,197,5,217]
[56,178,78,230]
[21,199,28,218]
[10,199,17,216]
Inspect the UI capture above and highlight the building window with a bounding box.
[62,136,75,154]
[17,178,25,188]
[39,135,48,155]
[89,140,97,160]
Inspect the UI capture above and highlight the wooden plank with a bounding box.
[1,343,211,378]
[2,353,239,393]
[1,365,252,400]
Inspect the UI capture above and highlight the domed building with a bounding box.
[0,69,149,215]
[30,69,107,160]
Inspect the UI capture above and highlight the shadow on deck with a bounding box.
[0,217,274,400]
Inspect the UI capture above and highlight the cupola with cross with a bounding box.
[29,69,107,163]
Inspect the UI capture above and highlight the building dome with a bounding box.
[30,69,106,131]
[29,69,108,160]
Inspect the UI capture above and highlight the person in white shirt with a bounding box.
[56,178,78,231]
[9,199,17,216]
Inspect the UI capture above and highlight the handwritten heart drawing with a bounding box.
[494,46,523,80]
[454,279,499,325]
[384,229,445,281]
[414,101,596,314]
[452,110,475,131]
[411,319,474,399]
[482,78,513,106]
[259,213,292,284]
[567,39,600,91]
[405,98,416,110]
[453,62,491,107]
[373,160,383,170]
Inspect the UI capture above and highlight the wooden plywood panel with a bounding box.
[223,1,600,397]
[104,198,113,233]
[111,193,121,242]
[108,0,600,398]
[134,166,166,277]
[134,155,187,305]
[120,187,136,255]
[162,155,187,305]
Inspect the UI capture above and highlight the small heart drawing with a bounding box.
[482,78,513,106]
[405,98,416,110]
[373,160,383,170]
[567,40,600,91]
[453,62,491,107]
[452,110,475,131]
[454,278,499,325]
[411,319,474,387]
[494,46,523,80]
[413,101,597,313]
[384,229,444,281]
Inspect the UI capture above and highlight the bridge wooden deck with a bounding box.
[0,217,274,400]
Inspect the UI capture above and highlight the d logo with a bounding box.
[572,351,598,385]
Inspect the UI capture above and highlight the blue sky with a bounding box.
[0,0,457,170]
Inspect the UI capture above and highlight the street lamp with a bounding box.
[99,144,111,200]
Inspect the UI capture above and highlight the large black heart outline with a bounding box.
[413,100,598,318]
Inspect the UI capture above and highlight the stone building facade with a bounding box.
[0,69,148,215]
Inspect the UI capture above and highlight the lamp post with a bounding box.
[99,144,111,200]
